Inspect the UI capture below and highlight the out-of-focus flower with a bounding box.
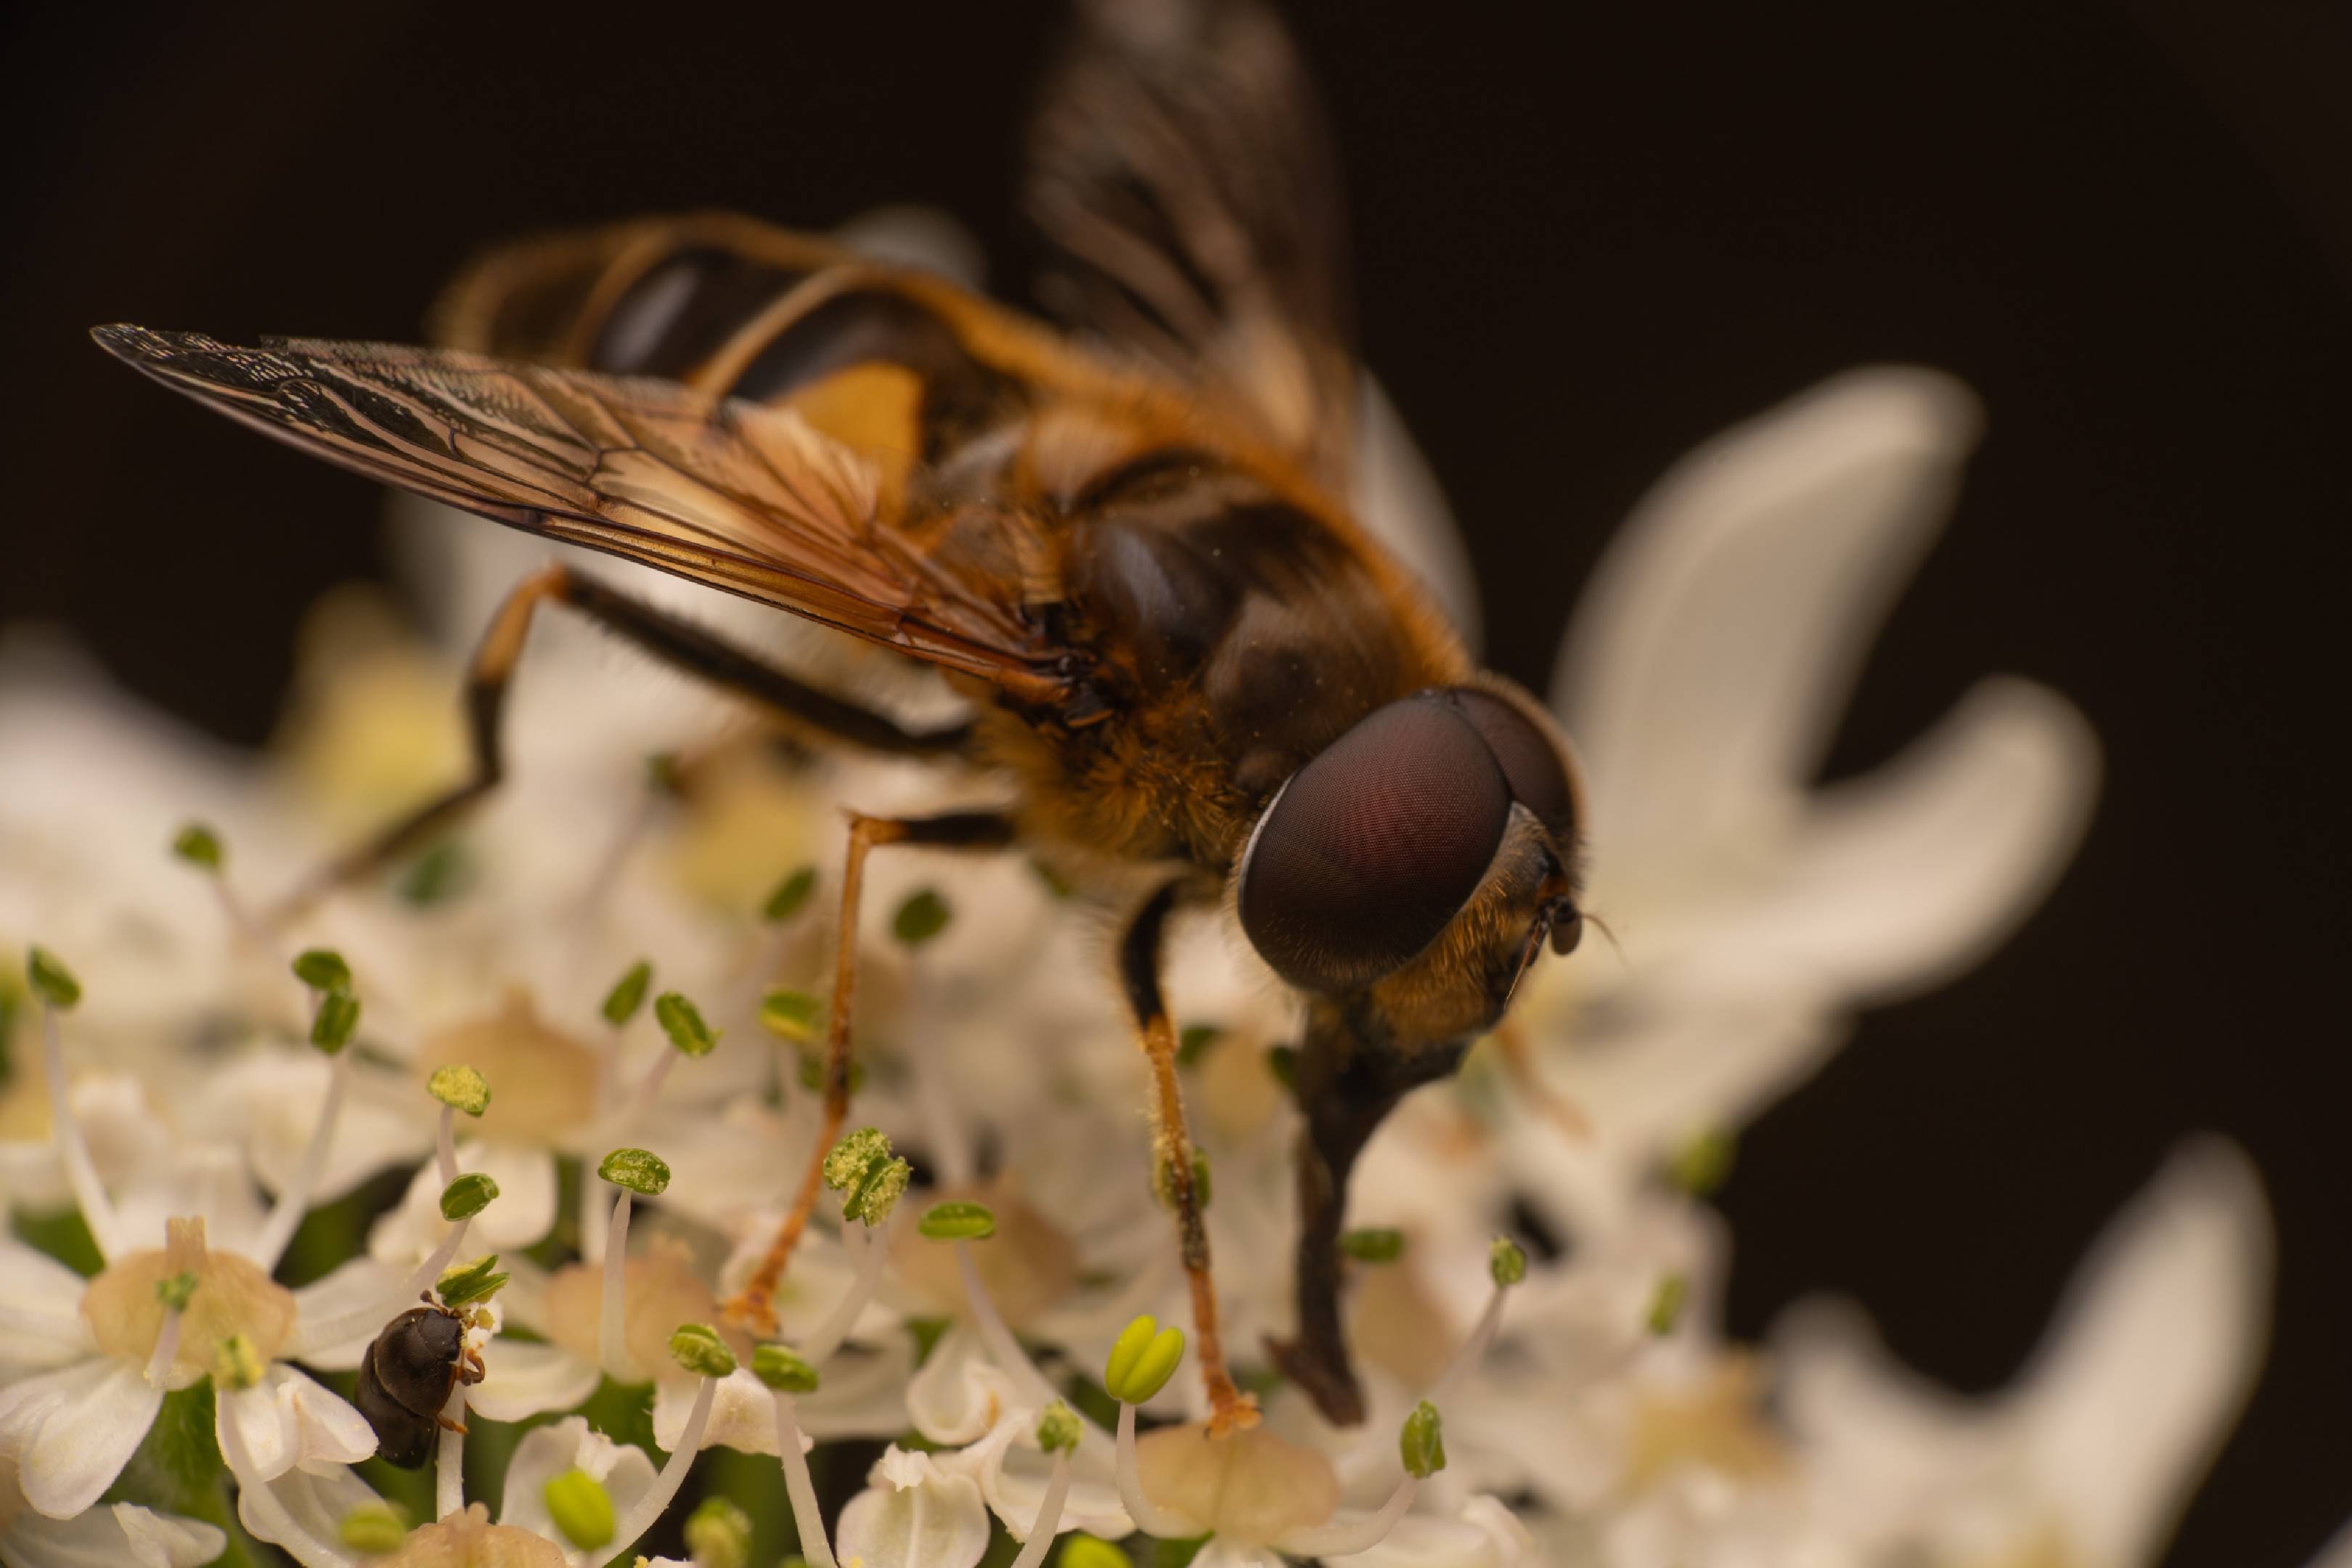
[0,1461,224,1568]
[833,1445,993,1568]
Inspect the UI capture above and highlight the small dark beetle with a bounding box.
[354,1300,486,1468]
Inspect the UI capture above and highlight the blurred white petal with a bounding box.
[906,1323,1020,1445]
[285,1257,412,1371]
[110,1145,267,1259]
[0,1239,97,1375]
[1556,367,1982,877]
[0,1502,226,1568]
[234,1463,381,1562]
[834,1446,992,1568]
[500,1416,658,1551]
[368,1138,558,1262]
[952,1408,1131,1541]
[467,1339,601,1423]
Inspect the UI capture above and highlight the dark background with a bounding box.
[4,3,2346,1562]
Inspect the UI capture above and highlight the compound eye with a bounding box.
[1237,697,1513,992]
[1445,687,1580,842]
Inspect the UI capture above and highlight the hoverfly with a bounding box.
[94,0,1585,1430]
[354,1298,486,1469]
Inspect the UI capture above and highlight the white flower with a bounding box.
[0,1152,379,1519]
[1775,1138,2271,1568]
[1501,368,2099,1236]
[497,1416,659,1568]
[0,1466,225,1568]
[834,1445,993,1568]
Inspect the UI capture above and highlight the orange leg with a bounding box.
[1122,881,1257,1433]
[724,808,1014,1334]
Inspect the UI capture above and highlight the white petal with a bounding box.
[467,1338,602,1423]
[0,1238,98,1375]
[2308,1521,2352,1568]
[501,1416,658,1541]
[834,1447,992,1568]
[905,1324,1018,1446]
[1352,374,1480,650]
[653,1368,791,1457]
[955,1410,1132,1542]
[0,1503,226,1568]
[286,1256,411,1371]
[1666,678,2098,1005]
[217,1365,377,1482]
[799,1332,923,1441]
[234,1461,383,1560]
[1342,1495,1538,1568]
[1556,367,1981,875]
[6,1357,162,1517]
[2013,1138,2271,1567]
[110,1144,267,1259]
[369,1138,558,1262]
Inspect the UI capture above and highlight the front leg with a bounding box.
[724,808,1016,1334]
[1120,879,1258,1434]
[1270,1003,1468,1426]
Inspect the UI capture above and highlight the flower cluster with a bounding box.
[0,364,2327,1568]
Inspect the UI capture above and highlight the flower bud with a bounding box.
[600,960,653,1026]
[668,1322,737,1379]
[762,866,818,923]
[439,1172,500,1221]
[891,888,952,947]
[1036,1400,1082,1455]
[542,1467,615,1551]
[654,991,719,1057]
[171,822,224,871]
[427,1065,491,1117]
[917,1201,997,1241]
[751,1342,819,1393]
[290,948,351,992]
[1400,1400,1446,1479]
[685,1496,754,1568]
[1104,1315,1185,1404]
[26,946,79,1010]
[597,1147,672,1197]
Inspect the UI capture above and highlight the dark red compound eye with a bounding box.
[1237,695,1514,992]
[1440,687,1580,844]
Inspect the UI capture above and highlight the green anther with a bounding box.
[1029,859,1075,899]
[1339,1228,1408,1264]
[1490,1236,1528,1288]
[171,822,224,871]
[822,1127,893,1193]
[1175,1024,1222,1066]
[668,1322,737,1379]
[1057,1538,1134,1568]
[542,1467,616,1551]
[213,1331,264,1392]
[762,865,818,923]
[154,1270,199,1312]
[1151,1148,1212,1212]
[1104,1315,1184,1404]
[290,948,351,992]
[338,1501,407,1555]
[1036,1400,1082,1455]
[685,1496,754,1568]
[1267,1043,1299,1092]
[601,960,653,1026]
[891,888,951,947]
[844,1155,911,1226]
[917,1200,997,1241]
[1400,1400,1447,1479]
[398,841,471,906]
[436,1255,509,1309]
[1667,1126,1736,1197]
[427,1065,491,1117]
[654,991,719,1057]
[26,947,79,1010]
[1646,1271,1690,1336]
[597,1147,672,1196]
[310,989,362,1053]
[440,1172,499,1221]
[751,1342,819,1393]
[645,751,684,796]
[758,987,821,1045]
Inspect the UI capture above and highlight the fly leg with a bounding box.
[1121,878,1259,1434]
[267,562,971,924]
[723,808,1017,1334]
[1270,1003,1468,1426]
